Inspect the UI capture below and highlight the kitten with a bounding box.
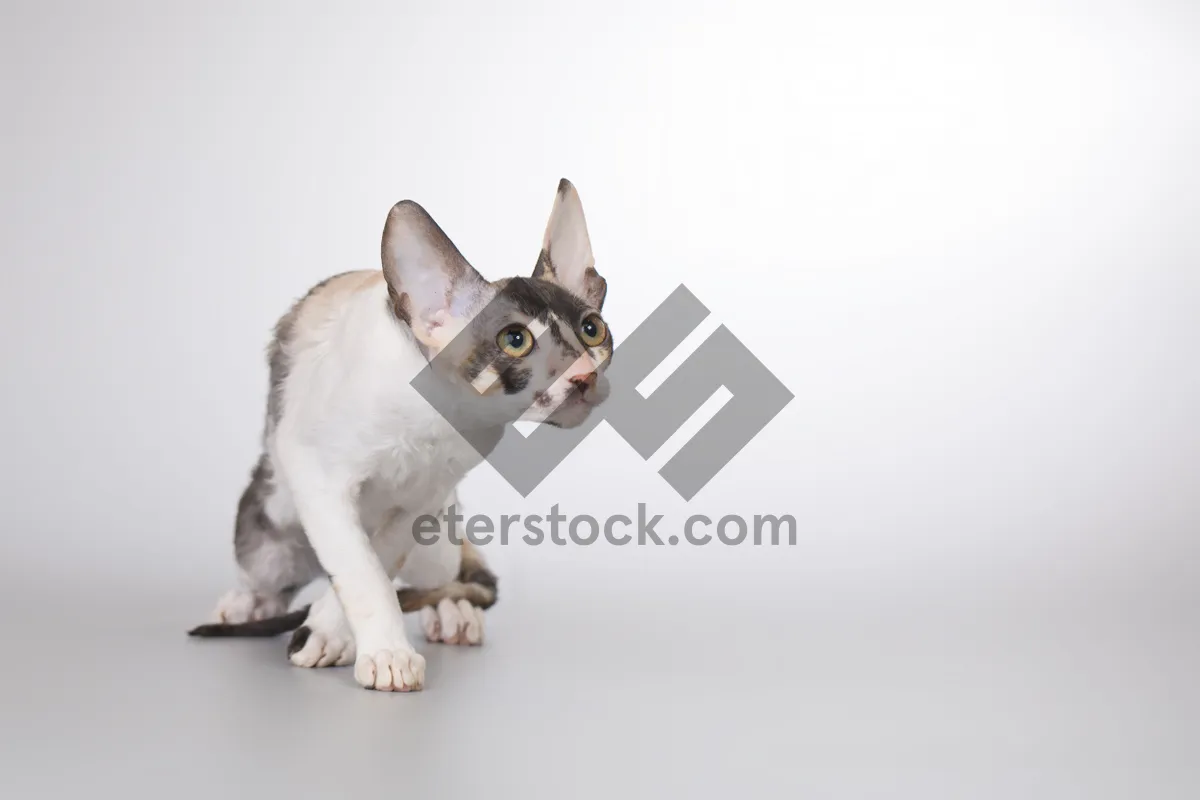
[188,179,612,691]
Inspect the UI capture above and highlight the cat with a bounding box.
[188,179,612,691]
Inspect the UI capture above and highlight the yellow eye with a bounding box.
[579,314,607,347]
[497,324,534,358]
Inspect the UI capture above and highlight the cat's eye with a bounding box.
[579,314,607,347]
[497,324,535,358]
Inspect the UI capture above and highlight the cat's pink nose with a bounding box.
[569,372,596,393]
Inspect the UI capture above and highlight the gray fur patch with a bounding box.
[232,454,321,599]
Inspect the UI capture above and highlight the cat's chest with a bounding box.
[360,414,484,513]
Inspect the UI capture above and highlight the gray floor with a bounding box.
[1,565,1195,799]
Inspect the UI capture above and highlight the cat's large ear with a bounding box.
[382,200,491,348]
[533,178,607,309]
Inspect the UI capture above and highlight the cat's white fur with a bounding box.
[223,181,606,691]
[272,278,477,690]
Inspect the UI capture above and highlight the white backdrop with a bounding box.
[2,0,1198,649]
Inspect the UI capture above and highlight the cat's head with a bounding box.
[381,179,612,430]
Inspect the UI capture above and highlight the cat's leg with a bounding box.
[408,539,494,646]
[285,506,420,669]
[211,455,322,624]
[286,502,496,663]
[275,447,424,691]
[397,501,494,646]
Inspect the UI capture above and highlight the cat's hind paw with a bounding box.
[421,598,484,646]
[211,589,287,624]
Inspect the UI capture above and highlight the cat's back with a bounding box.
[265,269,421,427]
[272,270,386,353]
[266,269,480,510]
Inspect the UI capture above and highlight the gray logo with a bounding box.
[412,285,793,500]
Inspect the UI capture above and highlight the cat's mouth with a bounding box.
[538,385,603,428]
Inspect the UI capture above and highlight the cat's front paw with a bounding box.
[354,647,426,692]
[421,598,485,646]
[288,626,356,668]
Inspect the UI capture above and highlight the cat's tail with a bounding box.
[187,541,499,638]
[188,608,311,638]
